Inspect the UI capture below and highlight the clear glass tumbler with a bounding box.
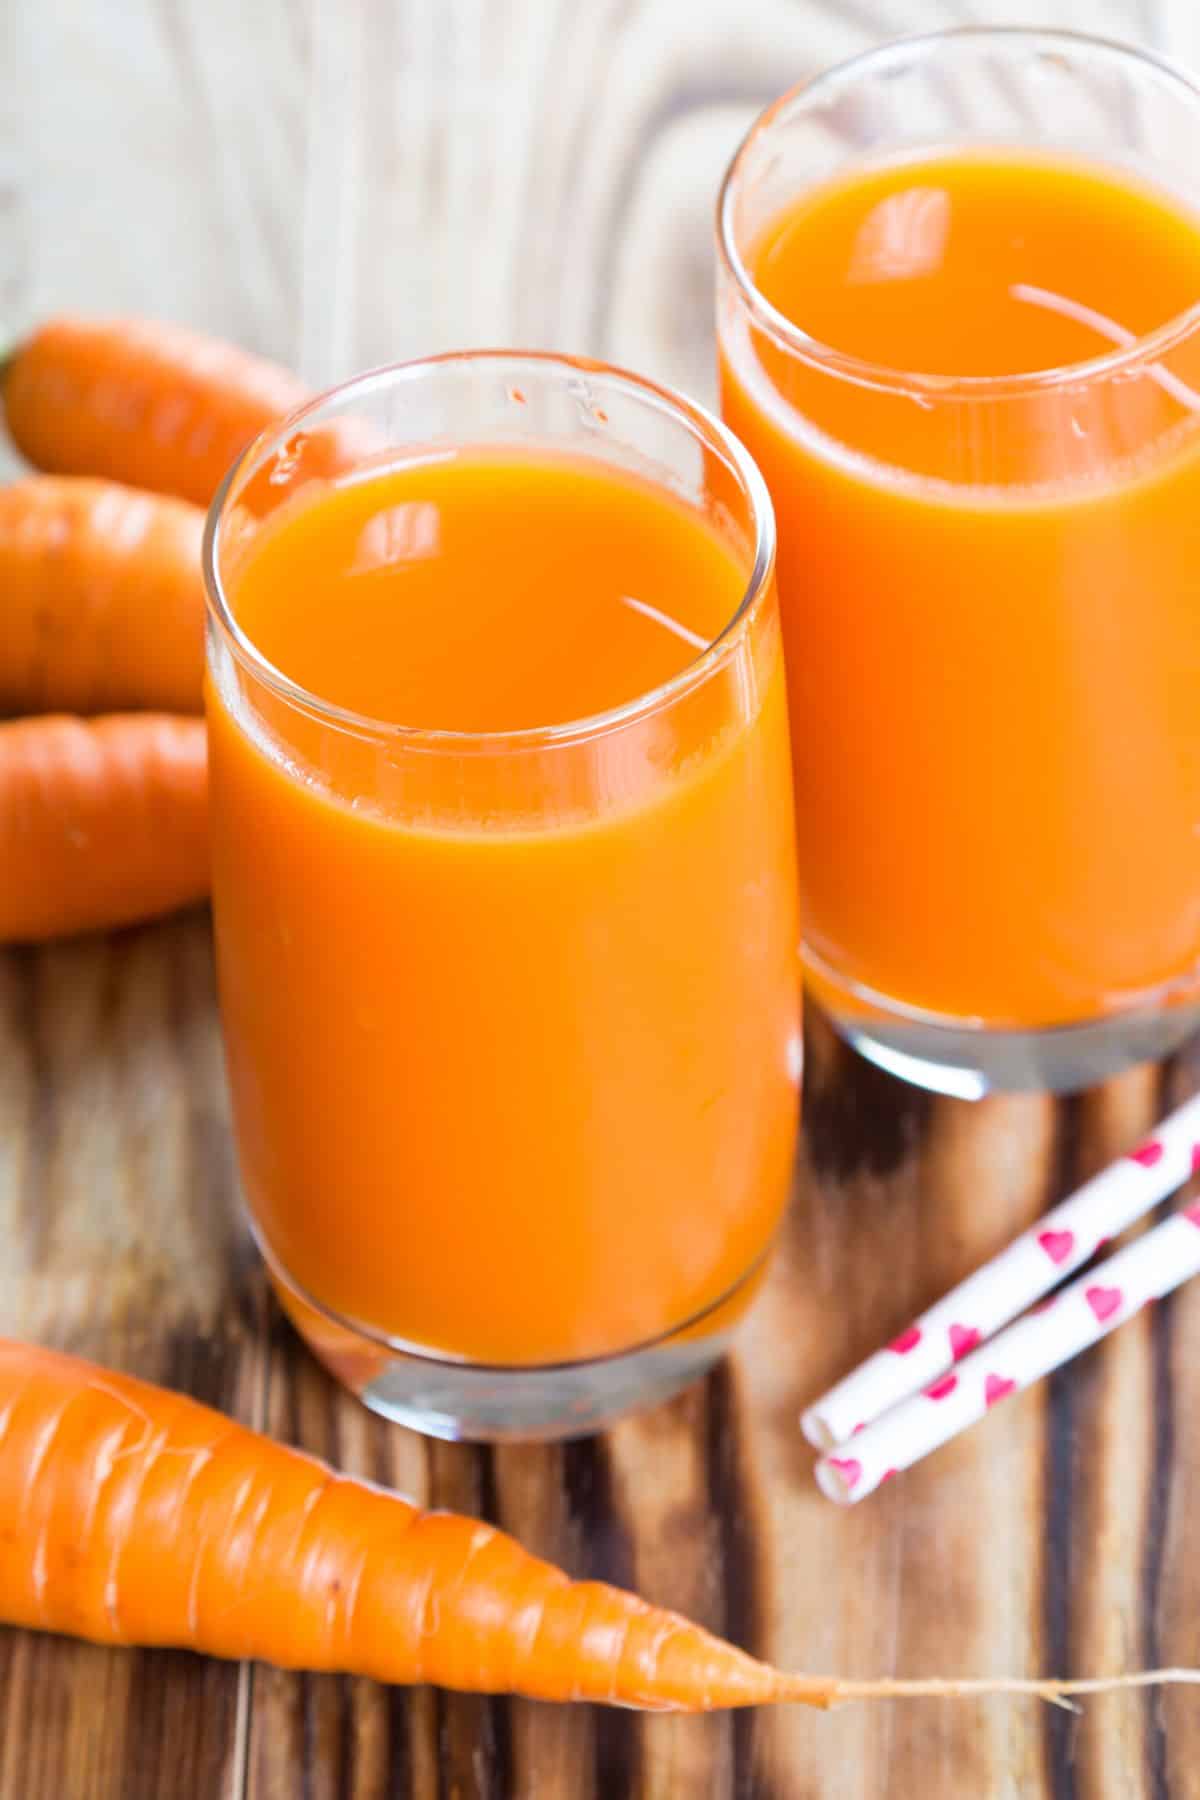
[204,351,800,1440]
[718,29,1200,1097]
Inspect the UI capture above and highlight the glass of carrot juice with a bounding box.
[718,28,1200,1097]
[203,351,800,1440]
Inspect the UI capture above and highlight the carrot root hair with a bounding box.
[803,1666,1200,1713]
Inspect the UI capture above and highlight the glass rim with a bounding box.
[203,347,777,750]
[716,24,1200,402]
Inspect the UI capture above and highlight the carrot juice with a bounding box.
[205,355,799,1433]
[719,32,1200,1093]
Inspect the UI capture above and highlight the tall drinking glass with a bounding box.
[204,351,800,1440]
[718,29,1200,1096]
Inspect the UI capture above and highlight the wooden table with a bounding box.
[4,2,1200,1794]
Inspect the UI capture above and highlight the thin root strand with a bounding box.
[799,1667,1200,1710]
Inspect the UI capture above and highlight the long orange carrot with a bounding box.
[0,1339,807,1709]
[1,315,308,506]
[2,1341,1196,1711]
[0,476,205,714]
[0,714,208,942]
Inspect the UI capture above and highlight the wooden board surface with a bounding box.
[2,2,1198,1795]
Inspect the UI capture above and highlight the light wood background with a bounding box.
[3,2,1200,1795]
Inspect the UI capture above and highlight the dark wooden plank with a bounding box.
[1043,1072,1162,1800]
[244,1314,438,1800]
[0,917,261,1800]
[494,1440,631,1800]
[604,1383,737,1797]
[1141,1045,1200,1800]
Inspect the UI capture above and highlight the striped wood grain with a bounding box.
[2,1,1197,1795]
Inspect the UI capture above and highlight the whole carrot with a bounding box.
[1,315,308,506]
[0,476,205,714]
[1,1342,1194,1711]
[0,1339,806,1709]
[0,714,207,942]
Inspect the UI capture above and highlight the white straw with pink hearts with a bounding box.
[802,1089,1200,1451]
[815,1194,1200,1504]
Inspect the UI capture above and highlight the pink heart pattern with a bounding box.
[1085,1284,1123,1323]
[1037,1228,1074,1265]
[828,1456,861,1490]
[1192,1143,1200,1177]
[948,1323,981,1361]
[1129,1139,1164,1167]
[889,1326,921,1355]
[925,1374,958,1401]
[1184,1201,1200,1229]
[984,1373,1015,1408]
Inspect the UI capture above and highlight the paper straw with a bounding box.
[815,1197,1200,1504]
[802,1090,1200,1450]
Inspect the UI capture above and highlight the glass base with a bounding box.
[265,1242,766,1442]
[807,953,1200,1098]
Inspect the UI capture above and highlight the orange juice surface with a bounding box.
[207,451,799,1363]
[721,151,1200,1026]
